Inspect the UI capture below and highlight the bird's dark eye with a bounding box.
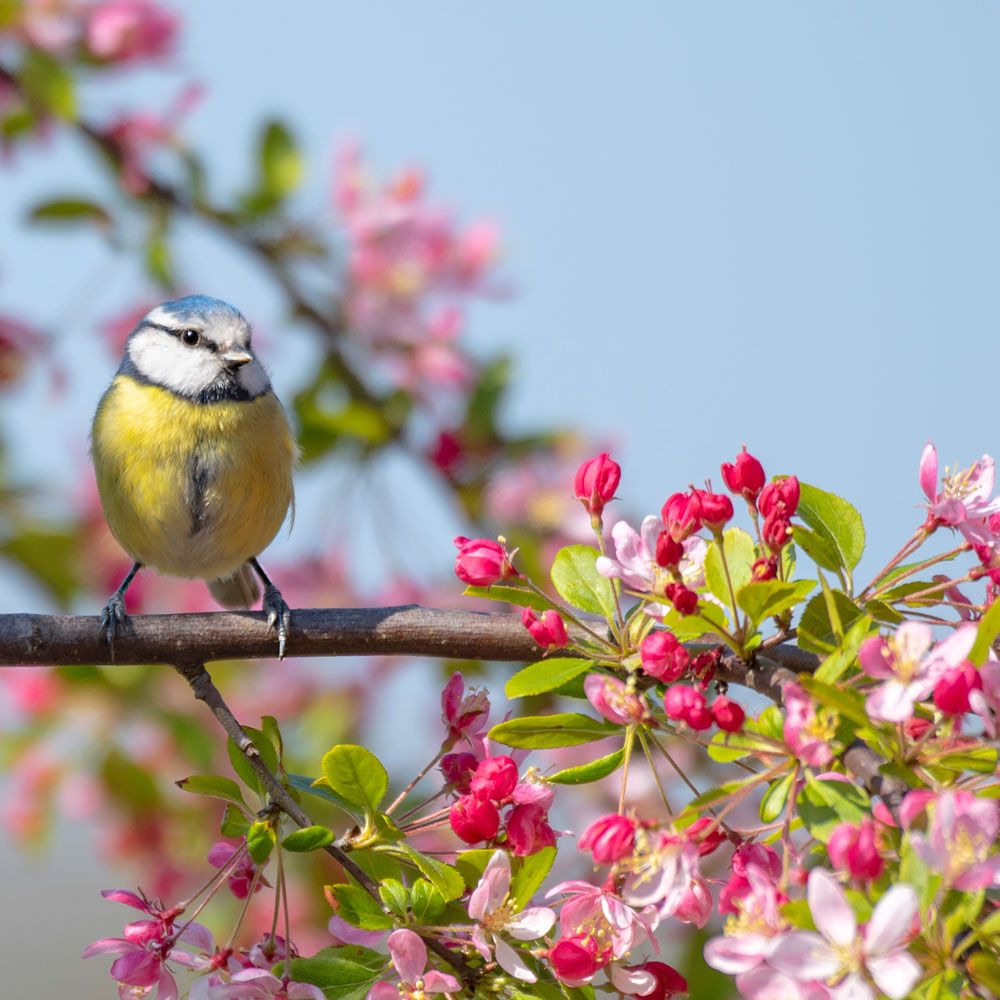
[181,330,200,346]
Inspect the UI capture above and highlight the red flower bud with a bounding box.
[661,491,702,542]
[469,755,519,803]
[694,489,734,532]
[751,556,778,581]
[663,685,712,730]
[521,607,569,649]
[622,961,688,999]
[640,631,689,682]
[933,662,982,715]
[574,452,621,516]
[827,818,884,881]
[686,816,727,856]
[762,511,792,552]
[664,582,698,616]
[439,752,478,793]
[578,813,637,864]
[429,430,463,474]
[710,696,745,733]
[506,803,556,856]
[720,448,766,502]
[453,536,516,587]
[549,935,601,982]
[449,793,500,844]
[655,530,685,568]
[758,476,800,518]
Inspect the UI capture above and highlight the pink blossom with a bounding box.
[440,671,489,746]
[85,0,178,63]
[620,830,699,916]
[721,448,767,503]
[736,968,832,999]
[574,453,621,516]
[367,929,461,999]
[908,790,1000,890]
[469,755,518,803]
[969,658,1000,736]
[452,536,517,587]
[769,869,921,999]
[521,607,569,649]
[826,819,884,882]
[663,684,712,730]
[672,875,713,927]
[467,850,555,983]
[859,622,975,722]
[640,631,689,682]
[782,683,834,767]
[578,813,637,864]
[206,840,267,899]
[15,0,81,53]
[919,441,1000,533]
[450,793,500,844]
[207,969,324,999]
[506,802,556,856]
[585,673,649,726]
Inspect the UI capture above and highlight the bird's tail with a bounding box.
[207,563,260,609]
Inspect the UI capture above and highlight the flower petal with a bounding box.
[769,932,841,980]
[387,928,427,984]
[423,970,462,993]
[919,442,938,502]
[866,951,922,999]
[830,971,874,1000]
[863,884,917,955]
[808,869,855,947]
[82,938,134,959]
[494,937,536,982]
[366,983,401,1000]
[507,906,556,940]
[703,932,773,974]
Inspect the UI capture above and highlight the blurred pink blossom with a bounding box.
[85,0,178,63]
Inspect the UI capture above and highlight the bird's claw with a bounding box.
[99,591,128,657]
[262,584,291,660]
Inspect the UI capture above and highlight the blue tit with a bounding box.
[90,295,297,656]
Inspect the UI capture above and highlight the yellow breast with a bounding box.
[91,375,297,580]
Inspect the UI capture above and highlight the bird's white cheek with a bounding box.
[128,333,222,396]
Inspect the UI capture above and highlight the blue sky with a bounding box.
[3,3,1000,993]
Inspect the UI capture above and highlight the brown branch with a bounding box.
[171,658,477,986]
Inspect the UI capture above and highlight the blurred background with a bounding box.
[2,2,1000,995]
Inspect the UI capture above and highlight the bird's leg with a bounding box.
[249,557,291,660]
[99,562,142,656]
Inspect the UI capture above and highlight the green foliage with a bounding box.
[246,819,276,864]
[488,712,616,748]
[286,946,386,1000]
[759,771,795,822]
[20,50,76,119]
[511,846,556,908]
[282,825,334,852]
[547,747,625,784]
[505,657,594,698]
[175,774,247,808]
[463,584,552,611]
[798,776,870,842]
[737,578,816,627]
[330,885,394,931]
[410,878,446,923]
[321,745,389,816]
[27,196,112,229]
[797,589,868,654]
[796,482,866,574]
[704,527,755,605]
[550,544,616,620]
[0,526,79,606]
[227,726,279,797]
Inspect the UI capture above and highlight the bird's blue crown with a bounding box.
[153,295,246,326]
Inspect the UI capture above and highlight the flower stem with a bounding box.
[618,725,637,814]
[386,748,446,816]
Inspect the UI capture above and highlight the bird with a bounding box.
[90,294,297,657]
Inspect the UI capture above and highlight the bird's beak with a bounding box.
[222,350,253,369]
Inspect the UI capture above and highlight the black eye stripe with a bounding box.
[142,321,221,351]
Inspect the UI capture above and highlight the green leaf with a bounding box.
[969,955,1000,997]
[759,771,795,823]
[409,879,445,923]
[932,745,999,774]
[28,197,111,228]
[378,879,409,917]
[681,778,753,814]
[506,658,594,698]
[704,528,756,605]
[330,885,394,931]
[176,774,247,808]
[464,355,510,441]
[547,747,625,784]
[792,524,842,575]
[20,50,76,119]
[971,597,1000,664]
[287,945,386,1000]
[488,712,616,749]
[463,584,552,612]
[322,745,388,815]
[797,590,867,655]
[798,676,868,728]
[798,776,870,843]
[387,844,465,901]
[551,544,616,621]
[737,579,816,626]
[282,825,334,852]
[220,805,250,838]
[247,820,276,864]
[259,120,303,199]
[814,618,875,683]
[454,848,496,888]
[797,483,866,573]
[706,730,773,762]
[227,727,279,796]
[285,773,359,815]
[0,526,79,606]
[511,846,556,908]
[100,750,159,811]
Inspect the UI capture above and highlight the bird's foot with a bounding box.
[99,591,128,657]
[262,584,291,660]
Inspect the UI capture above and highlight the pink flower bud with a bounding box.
[449,793,500,844]
[758,476,800,518]
[469,755,518,803]
[521,607,569,649]
[655,530,685,568]
[585,674,648,726]
[663,685,712,730]
[640,632,689,682]
[574,452,621,516]
[827,818,884,881]
[452,536,516,587]
[621,961,688,999]
[506,803,556,856]
[578,813,637,864]
[762,510,793,552]
[673,876,713,927]
[549,935,601,982]
[933,662,983,715]
[687,817,727,856]
[710,696,745,733]
[439,752,478,793]
[721,448,766,502]
[751,556,778,581]
[694,489,734,532]
[661,491,702,542]
[664,582,698,616]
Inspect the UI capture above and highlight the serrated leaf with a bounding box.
[220,804,250,838]
[506,658,594,698]
[176,774,247,808]
[551,544,616,621]
[704,528,756,606]
[511,846,556,908]
[759,771,795,823]
[387,844,465,901]
[282,825,334,852]
[488,713,616,749]
[737,579,816,626]
[378,879,409,917]
[814,618,875,683]
[798,677,867,728]
[547,747,625,784]
[797,483,866,573]
[463,584,552,612]
[330,885,394,931]
[797,589,867,655]
[247,820,276,864]
[322,745,388,815]
[287,945,385,999]
[681,778,751,814]
[792,524,842,574]
[409,879,445,923]
[227,726,279,797]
